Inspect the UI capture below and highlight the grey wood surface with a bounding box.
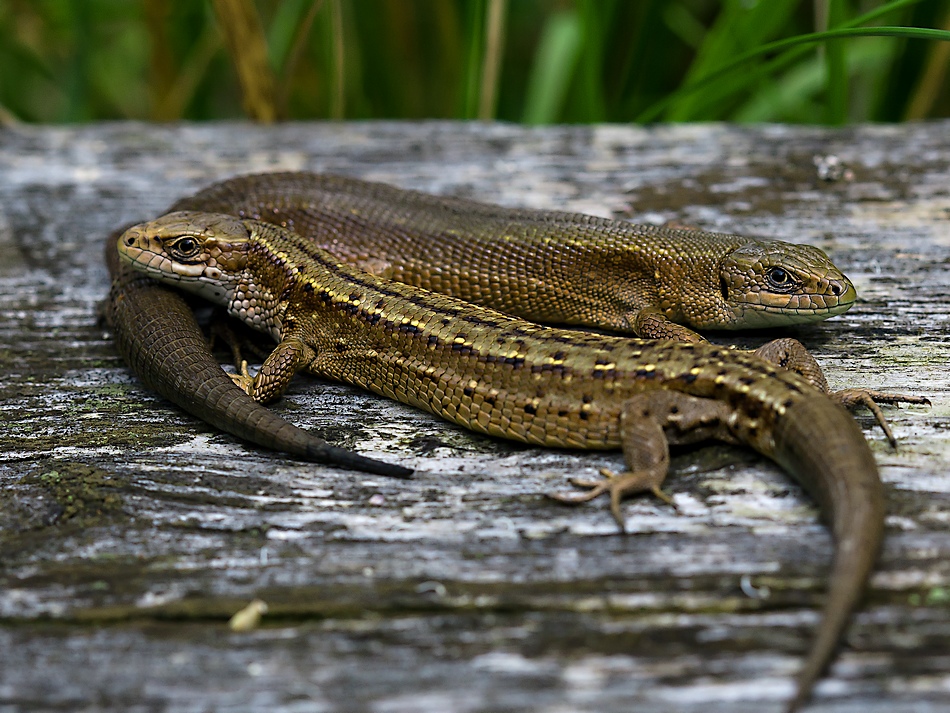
[0,121,947,713]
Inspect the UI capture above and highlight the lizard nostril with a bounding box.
[830,284,841,296]
[125,236,136,246]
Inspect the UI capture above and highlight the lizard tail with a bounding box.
[773,394,886,713]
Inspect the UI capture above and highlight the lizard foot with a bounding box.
[830,389,931,448]
[228,360,256,396]
[549,467,675,532]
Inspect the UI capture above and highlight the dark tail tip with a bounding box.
[308,442,413,478]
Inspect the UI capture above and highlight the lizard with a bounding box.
[102,224,411,479]
[177,172,858,341]
[117,210,891,713]
[170,171,924,442]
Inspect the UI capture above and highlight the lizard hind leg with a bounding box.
[228,334,315,404]
[754,337,930,447]
[549,391,732,531]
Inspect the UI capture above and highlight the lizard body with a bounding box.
[118,212,888,713]
[102,172,908,478]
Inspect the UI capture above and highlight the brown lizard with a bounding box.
[177,172,857,340]
[117,211,893,713]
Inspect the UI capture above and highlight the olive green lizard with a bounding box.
[104,172,923,475]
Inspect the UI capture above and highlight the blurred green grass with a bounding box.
[0,0,948,125]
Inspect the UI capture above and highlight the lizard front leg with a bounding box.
[231,333,316,403]
[549,391,734,531]
[630,306,707,343]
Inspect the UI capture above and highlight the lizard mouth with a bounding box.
[716,267,857,329]
[732,290,857,327]
[120,242,209,280]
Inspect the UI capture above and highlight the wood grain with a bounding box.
[0,121,947,712]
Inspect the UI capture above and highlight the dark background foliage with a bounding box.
[0,0,948,126]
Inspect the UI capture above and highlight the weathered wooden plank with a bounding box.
[0,121,947,712]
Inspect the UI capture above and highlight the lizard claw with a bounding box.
[208,313,246,370]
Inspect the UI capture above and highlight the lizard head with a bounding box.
[116,211,250,306]
[715,240,857,329]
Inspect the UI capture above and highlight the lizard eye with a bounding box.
[173,237,200,258]
[765,266,796,291]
